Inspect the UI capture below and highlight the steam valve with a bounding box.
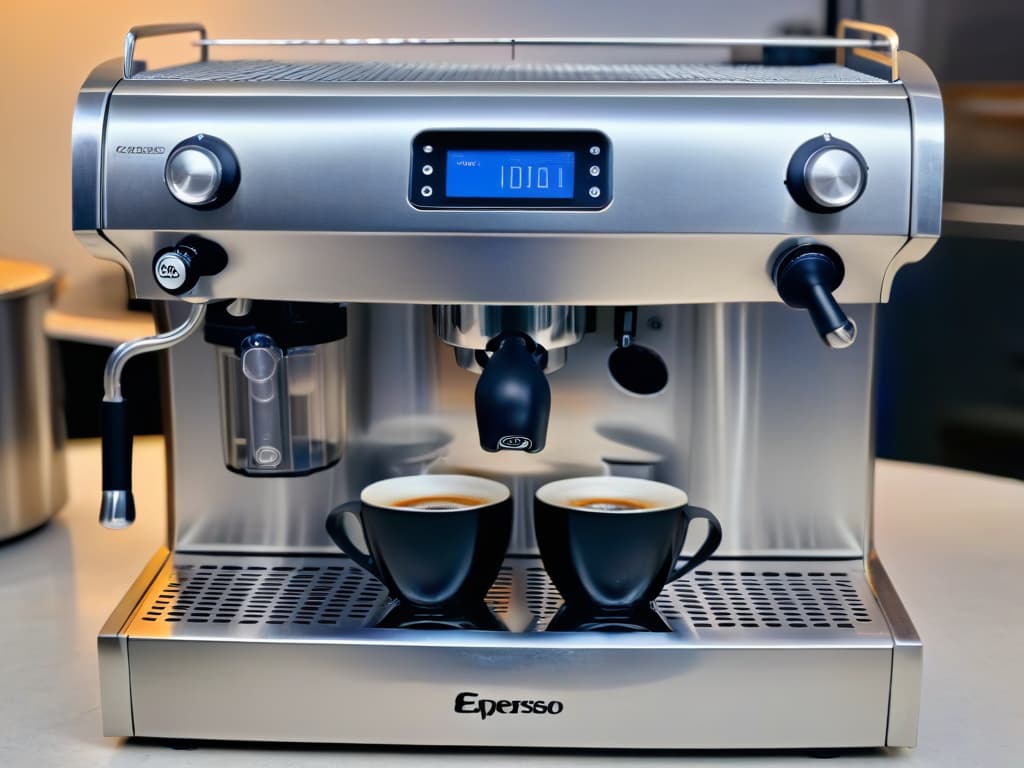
[152,235,228,296]
[773,244,857,349]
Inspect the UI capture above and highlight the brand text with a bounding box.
[454,691,564,720]
[115,145,166,155]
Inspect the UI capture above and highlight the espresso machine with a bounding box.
[73,20,942,749]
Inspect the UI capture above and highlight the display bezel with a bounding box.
[409,130,611,210]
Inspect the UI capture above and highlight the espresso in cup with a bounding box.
[568,497,653,511]
[326,474,512,610]
[535,476,722,615]
[392,495,488,511]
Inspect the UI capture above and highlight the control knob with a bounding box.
[164,134,239,209]
[787,135,867,213]
[153,236,228,296]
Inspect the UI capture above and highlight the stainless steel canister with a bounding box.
[0,259,67,541]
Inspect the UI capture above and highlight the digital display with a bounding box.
[445,150,575,199]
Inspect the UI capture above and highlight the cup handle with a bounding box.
[667,506,723,582]
[325,501,381,580]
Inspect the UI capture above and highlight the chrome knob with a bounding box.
[164,134,239,209]
[787,136,867,213]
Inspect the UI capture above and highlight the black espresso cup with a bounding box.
[534,476,723,612]
[326,474,512,609]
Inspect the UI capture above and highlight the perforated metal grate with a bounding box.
[487,567,514,614]
[139,562,386,625]
[134,60,887,85]
[135,557,881,632]
[656,569,874,629]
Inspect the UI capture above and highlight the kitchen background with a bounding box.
[2,0,1022,477]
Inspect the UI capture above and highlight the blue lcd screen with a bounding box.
[446,150,575,198]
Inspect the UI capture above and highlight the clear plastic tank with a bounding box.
[217,338,343,475]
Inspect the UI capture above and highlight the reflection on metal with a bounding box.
[124,23,207,79]
[99,551,912,747]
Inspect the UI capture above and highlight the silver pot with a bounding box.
[0,259,66,541]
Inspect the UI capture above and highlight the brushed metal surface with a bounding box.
[101,84,911,237]
[71,59,122,236]
[880,52,944,301]
[164,302,874,558]
[0,267,66,541]
[868,550,922,748]
[107,232,908,304]
[434,304,587,350]
[98,547,169,736]
[112,553,897,747]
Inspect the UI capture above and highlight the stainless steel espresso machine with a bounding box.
[73,20,942,749]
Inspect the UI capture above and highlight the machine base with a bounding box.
[100,551,921,749]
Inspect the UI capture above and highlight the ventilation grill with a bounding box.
[139,563,386,626]
[524,566,563,619]
[136,61,886,85]
[656,570,873,629]
[487,567,514,614]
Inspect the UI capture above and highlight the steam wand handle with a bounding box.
[773,245,857,349]
[99,303,207,529]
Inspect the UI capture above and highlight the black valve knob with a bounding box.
[164,134,240,209]
[773,245,857,349]
[152,235,228,296]
[475,333,551,453]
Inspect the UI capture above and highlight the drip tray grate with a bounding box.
[131,555,885,636]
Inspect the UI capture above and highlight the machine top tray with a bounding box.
[125,554,890,647]
[131,60,889,85]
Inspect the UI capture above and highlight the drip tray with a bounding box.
[127,553,887,640]
[108,551,914,747]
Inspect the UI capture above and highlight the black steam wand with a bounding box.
[99,303,207,529]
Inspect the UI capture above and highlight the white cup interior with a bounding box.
[361,474,510,511]
[535,476,688,512]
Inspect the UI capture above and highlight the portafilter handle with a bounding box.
[99,303,207,529]
[475,332,550,453]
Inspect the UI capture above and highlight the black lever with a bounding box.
[99,303,208,528]
[773,244,857,349]
[614,306,639,349]
[474,332,550,453]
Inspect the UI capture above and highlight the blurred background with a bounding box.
[1,0,1022,477]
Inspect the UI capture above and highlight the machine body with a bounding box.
[75,23,941,750]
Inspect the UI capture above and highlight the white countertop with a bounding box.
[1,437,1022,766]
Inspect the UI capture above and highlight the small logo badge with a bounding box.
[497,436,532,451]
[115,145,166,155]
[153,253,187,291]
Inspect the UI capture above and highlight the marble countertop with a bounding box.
[1,436,1021,766]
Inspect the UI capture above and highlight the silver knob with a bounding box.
[165,146,222,206]
[163,134,239,209]
[804,147,865,209]
[787,136,867,213]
